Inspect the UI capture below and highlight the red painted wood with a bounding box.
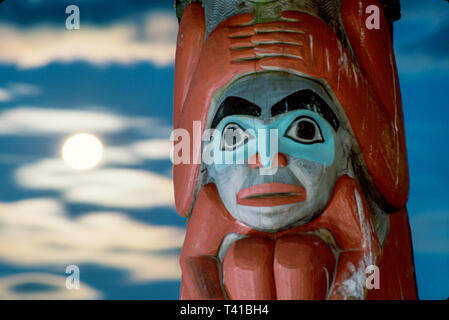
[175,4,416,300]
[341,0,409,210]
[274,234,335,300]
[179,176,418,299]
[173,7,409,216]
[174,3,205,128]
[367,209,418,299]
[223,237,276,300]
[180,256,225,300]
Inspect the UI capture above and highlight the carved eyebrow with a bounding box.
[211,96,262,129]
[271,90,340,131]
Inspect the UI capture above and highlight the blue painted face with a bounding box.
[211,109,335,171]
[204,73,350,232]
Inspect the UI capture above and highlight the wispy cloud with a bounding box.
[101,139,172,166]
[101,139,172,167]
[0,88,13,102]
[0,83,41,103]
[101,146,142,166]
[0,198,184,281]
[15,159,174,208]
[0,107,171,136]
[130,139,172,160]
[7,82,42,96]
[0,12,177,69]
[0,273,101,300]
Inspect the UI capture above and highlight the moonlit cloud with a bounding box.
[410,211,449,254]
[0,198,184,281]
[0,88,13,102]
[0,107,171,136]
[15,158,174,208]
[0,273,101,300]
[7,82,42,96]
[145,12,179,43]
[0,82,41,103]
[0,12,177,69]
[101,138,172,166]
[102,146,142,166]
[130,138,172,160]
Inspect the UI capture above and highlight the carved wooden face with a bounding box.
[175,0,416,301]
[204,72,352,231]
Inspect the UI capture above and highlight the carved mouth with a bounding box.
[237,182,306,206]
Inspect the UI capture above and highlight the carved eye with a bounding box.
[220,123,253,151]
[285,116,324,144]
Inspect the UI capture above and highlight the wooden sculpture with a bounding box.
[172,0,417,300]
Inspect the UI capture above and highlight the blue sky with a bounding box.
[393,0,449,299]
[0,0,447,300]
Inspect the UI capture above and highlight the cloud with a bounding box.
[0,83,41,103]
[410,211,449,254]
[0,107,128,134]
[0,273,101,300]
[0,12,177,69]
[0,88,13,102]
[0,198,184,281]
[101,138,172,166]
[7,82,42,96]
[15,158,174,208]
[0,107,171,136]
[102,146,142,166]
[0,0,170,27]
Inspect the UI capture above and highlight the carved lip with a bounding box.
[237,182,306,207]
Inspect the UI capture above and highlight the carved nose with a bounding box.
[249,153,288,169]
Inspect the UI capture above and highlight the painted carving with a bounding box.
[173,0,417,300]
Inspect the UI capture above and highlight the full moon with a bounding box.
[62,133,104,170]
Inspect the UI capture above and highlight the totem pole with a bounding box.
[172,0,417,299]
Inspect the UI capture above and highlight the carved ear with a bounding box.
[173,3,206,217]
[174,3,206,127]
[341,0,409,210]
